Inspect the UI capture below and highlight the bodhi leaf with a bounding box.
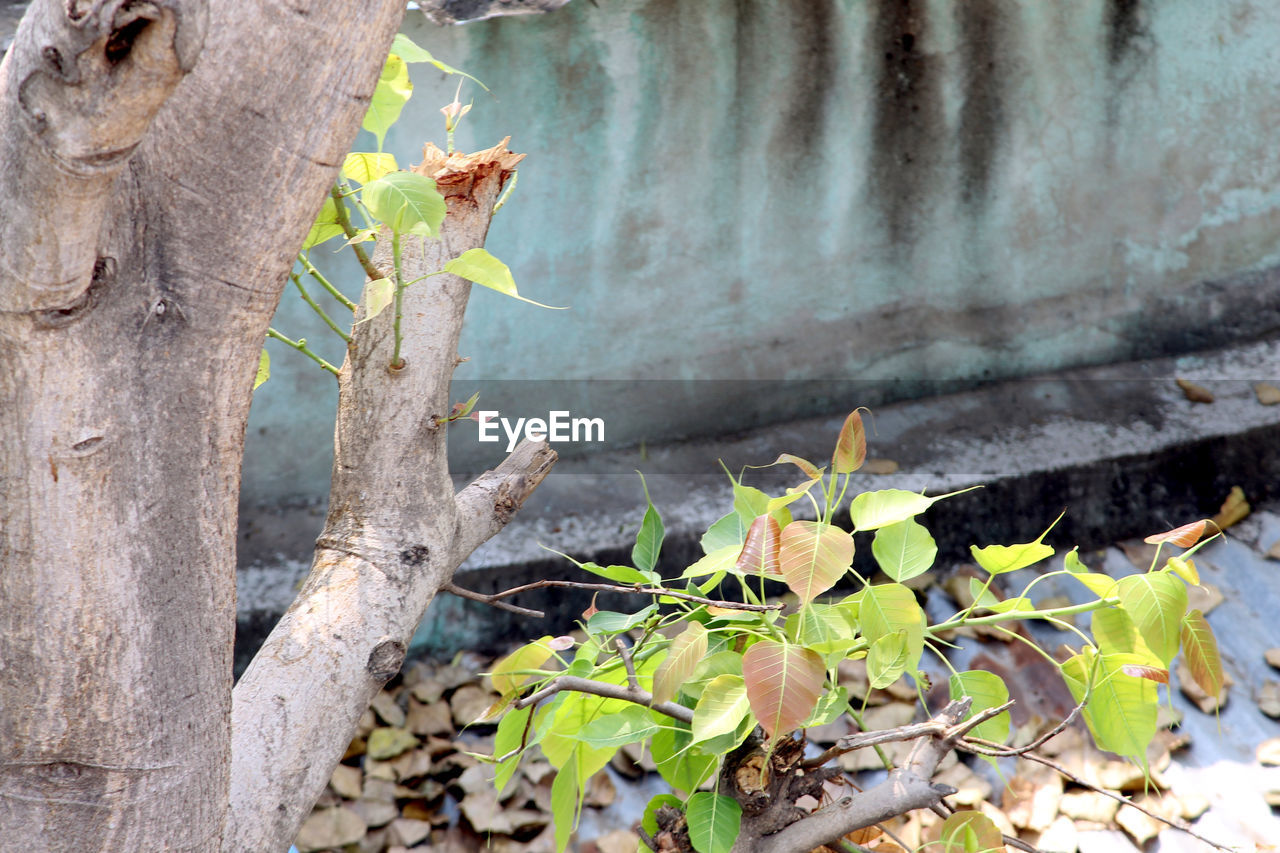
[832,410,867,474]
[701,511,748,554]
[692,675,751,744]
[493,703,533,794]
[445,248,567,309]
[859,583,924,659]
[938,811,1004,853]
[1064,548,1117,597]
[949,670,1011,745]
[342,151,398,184]
[1144,519,1209,548]
[390,33,489,90]
[631,473,665,573]
[358,278,394,324]
[685,792,742,853]
[772,452,822,480]
[574,705,660,748]
[1062,650,1158,765]
[362,171,446,237]
[681,544,739,580]
[849,486,977,532]
[736,515,782,578]
[1091,606,1162,667]
[1180,609,1225,699]
[303,196,344,249]
[642,794,684,840]
[254,349,270,390]
[363,53,412,149]
[741,640,824,740]
[578,561,659,586]
[651,720,717,794]
[867,630,911,689]
[871,517,937,582]
[550,757,580,853]
[970,511,1063,576]
[490,635,555,696]
[777,521,854,603]
[653,622,707,704]
[1115,571,1188,666]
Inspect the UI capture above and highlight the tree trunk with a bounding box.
[0,0,549,848]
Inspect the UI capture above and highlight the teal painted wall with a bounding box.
[242,0,1280,506]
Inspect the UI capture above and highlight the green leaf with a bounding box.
[490,635,555,696]
[849,486,976,531]
[363,53,412,149]
[939,811,1004,853]
[692,675,751,744]
[867,630,911,689]
[587,604,657,635]
[550,758,580,853]
[653,622,708,704]
[949,670,1011,744]
[701,511,748,554]
[859,583,925,656]
[357,278,394,324]
[254,349,270,390]
[575,705,660,748]
[631,473,665,573]
[445,247,567,309]
[970,512,1062,576]
[742,640,825,740]
[539,694,618,778]
[785,604,859,658]
[578,561,659,585]
[642,793,684,839]
[651,720,717,794]
[362,171,446,237]
[832,410,867,474]
[303,196,344,249]
[777,520,854,603]
[803,685,850,727]
[1064,548,1117,597]
[342,151,398,184]
[681,544,741,580]
[390,33,489,90]
[685,792,742,853]
[871,518,937,582]
[1180,609,1225,699]
[493,703,533,794]
[1091,606,1162,666]
[686,651,746,700]
[1115,571,1188,666]
[1062,650,1158,765]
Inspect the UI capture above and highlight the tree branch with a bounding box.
[440,576,785,612]
[513,674,695,725]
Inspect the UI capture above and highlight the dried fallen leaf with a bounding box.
[1176,377,1214,403]
[1211,486,1250,530]
[1267,540,1280,561]
[1255,382,1280,405]
[1259,680,1280,719]
[864,458,900,475]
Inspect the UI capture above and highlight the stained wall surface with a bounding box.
[243,0,1280,505]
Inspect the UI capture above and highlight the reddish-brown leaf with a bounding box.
[742,640,825,739]
[772,453,822,480]
[1143,519,1208,548]
[1120,664,1170,684]
[736,515,783,578]
[778,521,854,603]
[832,411,867,474]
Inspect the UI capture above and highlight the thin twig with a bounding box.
[451,577,783,612]
[803,700,981,770]
[266,328,339,375]
[615,638,640,691]
[957,740,1232,852]
[330,182,382,283]
[514,674,694,725]
[298,253,357,312]
[441,581,543,617]
[942,699,1015,739]
[291,273,351,342]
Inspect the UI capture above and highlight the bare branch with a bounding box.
[514,674,695,725]
[800,698,1003,770]
[442,581,544,618]
[448,577,785,612]
[615,638,640,691]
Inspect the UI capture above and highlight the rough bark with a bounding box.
[225,142,553,852]
[0,0,450,847]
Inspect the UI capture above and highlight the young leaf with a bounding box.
[867,630,911,689]
[342,151,398,184]
[685,792,742,853]
[1063,548,1117,597]
[701,511,748,554]
[948,671,1011,744]
[871,518,937,582]
[849,486,976,532]
[1180,609,1225,699]
[358,278,394,324]
[574,705,660,748]
[772,452,822,480]
[490,636,555,696]
[642,793,684,839]
[631,473,665,573]
[444,248,567,309]
[859,583,925,656]
[736,515,782,578]
[777,521,854,603]
[651,721,717,794]
[577,561,659,585]
[1116,571,1188,666]
[681,544,740,580]
[390,33,490,90]
[1120,664,1170,684]
[1091,606,1162,666]
[493,703,533,794]
[653,622,708,704]
[254,349,270,390]
[1143,519,1209,548]
[970,512,1063,576]
[303,196,344,249]
[363,53,412,149]
[1062,651,1158,765]
[938,811,1004,853]
[550,757,580,853]
[786,604,860,659]
[832,410,867,474]
[1166,556,1200,586]
[741,640,825,739]
[362,171,446,238]
[692,675,752,744]
[587,604,657,635]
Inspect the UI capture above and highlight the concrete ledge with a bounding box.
[235,336,1280,670]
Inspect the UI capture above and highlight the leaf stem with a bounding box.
[299,254,357,312]
[291,273,351,343]
[391,230,405,369]
[331,182,382,282]
[265,328,339,375]
[930,597,1117,635]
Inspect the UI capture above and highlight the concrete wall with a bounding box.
[242,0,1280,507]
